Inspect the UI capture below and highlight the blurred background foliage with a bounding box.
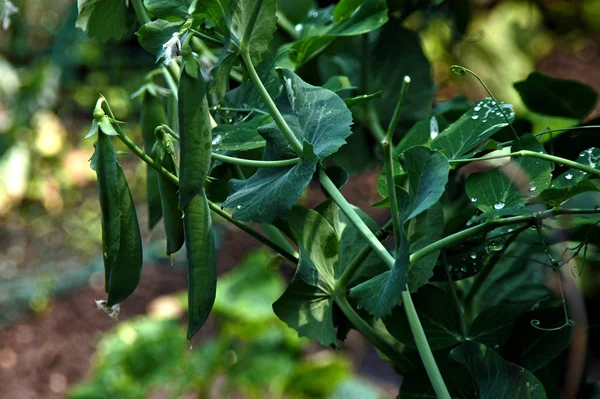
[1,0,600,397]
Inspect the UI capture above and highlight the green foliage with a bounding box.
[76,0,129,42]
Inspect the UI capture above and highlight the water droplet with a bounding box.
[471,115,479,120]
[470,253,477,259]
[189,344,193,350]
[580,152,586,157]
[494,344,499,349]
[471,197,477,203]
[236,205,242,209]
[294,24,302,32]
[530,384,539,392]
[474,106,481,111]
[460,267,467,272]
[565,173,573,180]
[507,228,513,233]
[595,205,600,210]
[487,240,503,252]
[529,186,536,192]
[310,10,318,18]
[429,117,439,140]
[212,135,222,145]
[494,202,505,210]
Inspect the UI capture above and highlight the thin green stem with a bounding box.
[260,223,299,260]
[212,106,269,115]
[276,10,299,39]
[335,295,413,373]
[241,51,304,156]
[189,28,224,45]
[385,76,411,142]
[319,170,450,399]
[211,153,301,168]
[156,124,179,141]
[441,251,467,339]
[130,0,151,25]
[449,150,600,177]
[241,0,264,52]
[161,66,179,100]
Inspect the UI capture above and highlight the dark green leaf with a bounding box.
[141,93,168,230]
[450,341,547,398]
[466,134,552,212]
[211,51,239,100]
[343,91,382,107]
[136,19,184,59]
[223,69,352,222]
[184,191,217,339]
[383,285,463,350]
[538,180,599,207]
[399,361,476,398]
[228,0,277,64]
[143,0,193,20]
[514,72,598,120]
[322,75,356,93]
[192,0,227,26]
[468,303,531,347]
[273,207,340,347]
[212,114,271,152]
[431,98,515,159]
[76,0,129,42]
[178,59,212,208]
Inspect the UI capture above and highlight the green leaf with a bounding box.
[450,342,547,398]
[322,75,356,93]
[178,60,212,208]
[343,91,382,108]
[192,0,227,26]
[514,72,598,120]
[465,134,552,212]
[228,0,277,64]
[332,0,362,22]
[184,191,217,339]
[141,93,168,230]
[467,303,531,347]
[97,116,118,136]
[399,361,476,398]
[272,207,340,347]
[214,249,284,322]
[383,285,463,350]
[369,23,434,126]
[431,98,515,159]
[85,120,99,139]
[212,114,271,152]
[537,147,600,206]
[76,0,129,42]
[106,166,144,306]
[222,69,352,222]
[136,19,183,60]
[143,0,193,20]
[210,51,239,100]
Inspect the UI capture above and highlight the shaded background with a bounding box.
[1,0,600,398]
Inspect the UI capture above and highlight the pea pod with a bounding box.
[90,131,120,292]
[141,93,168,230]
[178,54,212,208]
[184,191,217,339]
[155,135,184,255]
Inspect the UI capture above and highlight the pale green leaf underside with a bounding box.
[229,0,277,64]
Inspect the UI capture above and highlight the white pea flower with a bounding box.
[162,33,182,66]
[2,0,19,31]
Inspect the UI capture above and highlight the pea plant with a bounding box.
[76,0,600,397]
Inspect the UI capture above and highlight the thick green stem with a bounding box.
[130,0,151,25]
[241,51,304,156]
[211,153,301,168]
[450,150,600,177]
[335,295,413,373]
[276,10,299,39]
[319,170,450,399]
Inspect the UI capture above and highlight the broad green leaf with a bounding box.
[228,0,277,64]
[144,0,193,20]
[214,249,284,322]
[273,207,340,347]
[332,0,362,22]
[136,19,184,60]
[466,134,552,212]
[514,72,598,120]
[383,285,463,350]
[467,303,531,347]
[210,51,239,100]
[184,191,217,339]
[90,132,120,287]
[537,147,600,206]
[322,75,355,93]
[212,114,271,152]
[223,69,352,222]
[431,98,515,159]
[76,0,129,42]
[178,58,212,208]
[369,23,434,126]
[140,92,168,230]
[450,342,547,398]
[106,166,144,306]
[289,1,388,67]
[192,0,227,26]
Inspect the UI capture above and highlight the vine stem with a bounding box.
[99,98,298,264]
[319,170,451,399]
[130,0,150,25]
[335,295,413,373]
[276,10,299,40]
[241,50,304,156]
[211,153,300,168]
[450,150,600,177]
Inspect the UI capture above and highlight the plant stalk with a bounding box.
[241,51,304,156]
[130,0,151,25]
[211,153,301,168]
[276,10,299,40]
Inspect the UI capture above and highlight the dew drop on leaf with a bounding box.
[471,197,477,203]
[471,115,479,120]
[565,173,573,180]
[494,201,505,210]
[487,240,503,252]
[529,186,536,192]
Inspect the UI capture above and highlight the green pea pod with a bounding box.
[106,165,144,306]
[183,191,217,339]
[178,55,212,208]
[157,149,184,255]
[90,131,120,292]
[141,93,168,230]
